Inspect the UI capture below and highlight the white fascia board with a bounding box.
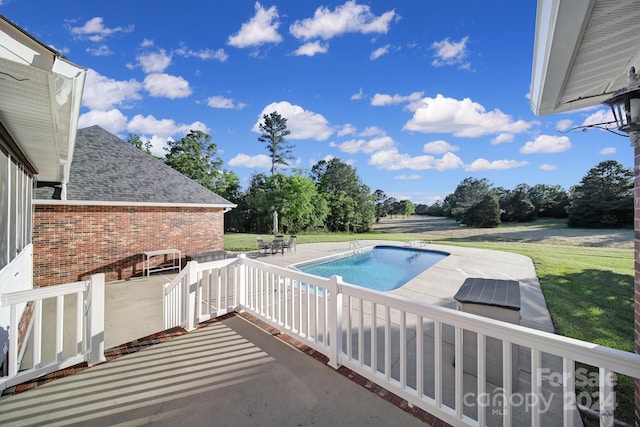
[530,0,595,116]
[33,199,238,210]
[51,57,86,188]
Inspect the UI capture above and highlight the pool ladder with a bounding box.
[349,240,363,254]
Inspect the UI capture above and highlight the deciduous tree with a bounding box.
[311,158,375,232]
[164,130,223,191]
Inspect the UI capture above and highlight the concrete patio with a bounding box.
[1,241,562,426]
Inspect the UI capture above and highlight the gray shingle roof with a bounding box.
[35,125,235,206]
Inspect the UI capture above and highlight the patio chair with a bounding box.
[257,237,270,255]
[271,237,284,255]
[283,235,297,253]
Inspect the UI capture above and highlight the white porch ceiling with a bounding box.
[531,0,640,116]
[0,14,85,183]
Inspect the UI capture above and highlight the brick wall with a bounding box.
[33,204,225,286]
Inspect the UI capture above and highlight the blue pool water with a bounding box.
[297,245,448,292]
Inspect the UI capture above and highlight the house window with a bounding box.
[0,148,32,271]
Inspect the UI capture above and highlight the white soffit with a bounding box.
[531,0,640,116]
[0,14,85,183]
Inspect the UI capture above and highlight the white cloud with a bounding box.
[253,101,333,140]
[127,114,206,136]
[338,123,357,136]
[69,17,133,42]
[369,149,463,171]
[360,126,385,137]
[583,108,615,128]
[82,69,142,110]
[140,38,154,48]
[465,158,529,171]
[228,153,272,169]
[337,136,395,154]
[175,45,229,62]
[540,164,559,171]
[126,114,208,155]
[143,73,192,99]
[351,88,365,100]
[137,50,172,73]
[431,36,470,69]
[78,109,128,134]
[371,91,423,107]
[403,94,534,137]
[127,114,208,138]
[370,45,390,60]
[520,135,572,154]
[290,1,397,40]
[395,174,421,180]
[423,140,459,154]
[207,96,247,109]
[292,41,329,56]
[491,133,514,144]
[599,147,617,155]
[227,2,283,48]
[86,44,112,56]
[556,119,573,132]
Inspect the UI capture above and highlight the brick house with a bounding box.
[33,125,235,286]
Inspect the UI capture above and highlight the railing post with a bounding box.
[87,273,106,366]
[237,254,246,308]
[327,275,343,369]
[186,261,198,331]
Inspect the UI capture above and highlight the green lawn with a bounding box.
[224,224,636,422]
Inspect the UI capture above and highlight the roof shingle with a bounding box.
[35,125,235,207]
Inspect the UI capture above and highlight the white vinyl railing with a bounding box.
[164,255,640,427]
[0,274,106,391]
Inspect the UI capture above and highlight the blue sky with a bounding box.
[1,1,631,204]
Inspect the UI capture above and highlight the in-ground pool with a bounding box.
[294,245,448,292]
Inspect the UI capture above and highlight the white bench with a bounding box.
[143,249,182,277]
[407,240,426,247]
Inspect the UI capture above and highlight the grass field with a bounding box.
[223,218,636,422]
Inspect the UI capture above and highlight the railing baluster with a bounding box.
[284,277,289,330]
[400,310,406,388]
[384,305,390,382]
[416,315,423,398]
[33,299,42,367]
[502,340,513,427]
[563,357,576,427]
[434,320,442,408]
[277,274,282,325]
[371,301,377,374]
[477,332,486,427]
[454,326,463,419]
[531,348,541,427]
[75,291,83,354]
[358,297,364,366]
[314,283,319,342]
[305,281,310,338]
[346,296,352,359]
[599,367,615,427]
[9,304,18,376]
[56,295,63,362]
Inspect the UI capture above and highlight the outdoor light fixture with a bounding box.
[603,67,640,138]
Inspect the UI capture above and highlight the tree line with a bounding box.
[128,111,633,232]
[128,111,375,234]
[412,159,633,229]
